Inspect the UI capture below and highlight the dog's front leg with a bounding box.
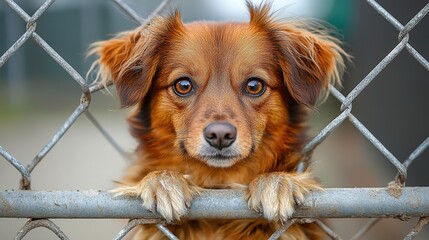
[111,170,200,222]
[247,172,320,222]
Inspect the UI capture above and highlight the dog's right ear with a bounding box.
[89,13,184,108]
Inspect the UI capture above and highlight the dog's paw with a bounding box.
[111,171,200,222]
[247,172,319,222]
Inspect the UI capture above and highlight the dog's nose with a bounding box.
[204,122,237,150]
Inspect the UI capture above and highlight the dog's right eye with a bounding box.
[244,78,266,97]
[173,77,194,96]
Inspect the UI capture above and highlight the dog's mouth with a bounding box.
[198,152,242,168]
[180,141,243,168]
[197,143,243,168]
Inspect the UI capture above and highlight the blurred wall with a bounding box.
[348,0,429,186]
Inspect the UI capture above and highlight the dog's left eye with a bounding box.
[173,77,193,96]
[244,78,266,97]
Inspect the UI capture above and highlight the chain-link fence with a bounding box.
[1,0,428,239]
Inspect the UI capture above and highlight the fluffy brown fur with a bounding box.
[90,2,346,239]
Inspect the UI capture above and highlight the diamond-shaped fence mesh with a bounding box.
[0,0,428,239]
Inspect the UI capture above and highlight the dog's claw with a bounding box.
[111,171,199,222]
[247,172,319,223]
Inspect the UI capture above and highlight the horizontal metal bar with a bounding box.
[0,188,428,219]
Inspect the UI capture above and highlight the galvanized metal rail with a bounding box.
[1,188,428,219]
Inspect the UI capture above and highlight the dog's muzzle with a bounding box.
[196,122,242,168]
[203,122,237,150]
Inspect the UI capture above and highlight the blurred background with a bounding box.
[0,0,428,239]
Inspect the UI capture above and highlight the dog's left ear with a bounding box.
[275,24,346,107]
[247,2,346,107]
[89,12,185,108]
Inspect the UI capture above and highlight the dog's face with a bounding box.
[154,22,289,168]
[93,4,344,169]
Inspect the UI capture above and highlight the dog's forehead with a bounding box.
[160,22,279,86]
[183,22,274,62]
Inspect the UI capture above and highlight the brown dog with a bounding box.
[91,2,346,239]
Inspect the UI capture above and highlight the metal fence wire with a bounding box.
[1,0,429,239]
